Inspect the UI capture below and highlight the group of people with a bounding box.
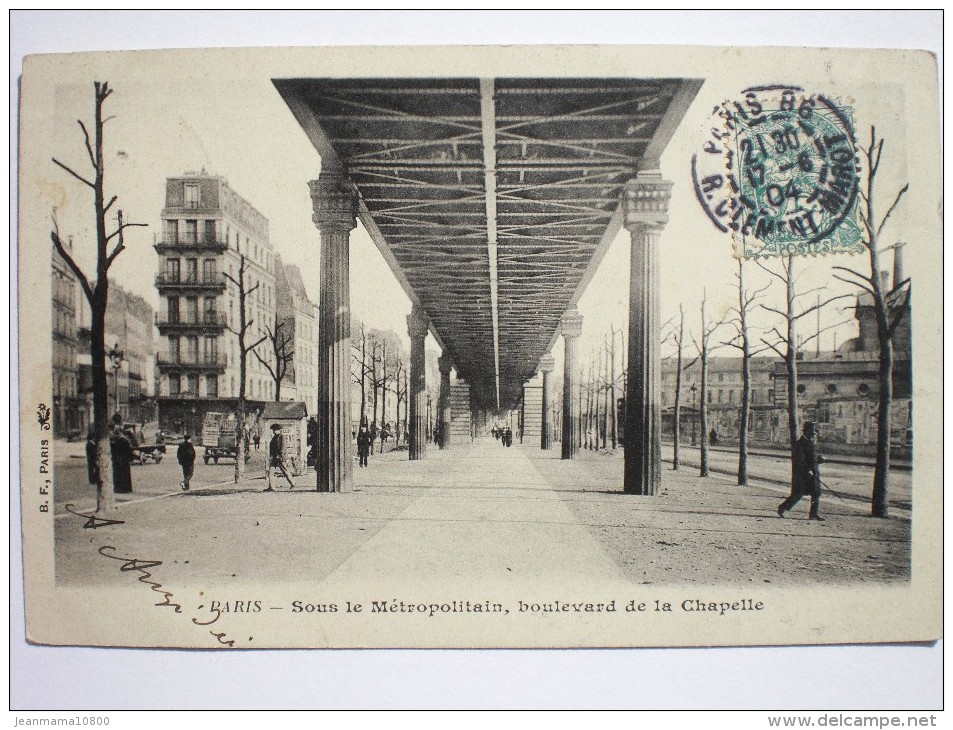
[492,425,514,447]
[85,415,136,495]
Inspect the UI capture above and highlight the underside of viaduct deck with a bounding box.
[275,75,702,493]
[276,77,700,409]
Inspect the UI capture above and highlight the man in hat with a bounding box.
[778,421,826,521]
[177,433,196,491]
[266,423,295,491]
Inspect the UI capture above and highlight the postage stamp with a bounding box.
[692,85,864,259]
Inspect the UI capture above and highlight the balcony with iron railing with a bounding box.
[156,311,229,333]
[157,351,228,373]
[155,271,227,292]
[162,391,200,400]
[154,237,228,254]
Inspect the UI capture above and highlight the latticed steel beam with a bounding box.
[274,76,701,411]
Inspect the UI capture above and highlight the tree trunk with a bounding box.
[91,86,116,510]
[738,342,751,486]
[588,365,596,450]
[872,316,893,517]
[359,367,366,422]
[609,327,618,450]
[867,201,893,518]
[785,257,799,487]
[737,263,750,487]
[577,377,584,451]
[601,346,609,449]
[672,305,683,470]
[90,295,114,510]
[700,349,709,477]
[699,297,709,477]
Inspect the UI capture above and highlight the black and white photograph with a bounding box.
[12,10,943,712]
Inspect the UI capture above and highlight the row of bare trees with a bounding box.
[567,326,625,452]
[351,321,409,449]
[663,129,910,518]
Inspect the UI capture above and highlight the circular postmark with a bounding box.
[692,85,863,259]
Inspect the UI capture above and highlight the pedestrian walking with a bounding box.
[253,429,260,451]
[504,426,513,447]
[778,421,826,521]
[265,423,295,491]
[357,423,372,468]
[85,430,100,492]
[177,433,196,491]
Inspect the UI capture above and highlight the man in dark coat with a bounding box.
[266,423,295,491]
[778,421,826,521]
[177,433,196,491]
[85,431,100,491]
[110,424,133,494]
[356,423,372,468]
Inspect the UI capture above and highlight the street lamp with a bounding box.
[690,383,697,446]
[107,343,124,420]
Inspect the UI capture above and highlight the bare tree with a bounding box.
[388,352,407,446]
[255,317,294,402]
[690,290,727,477]
[394,360,407,445]
[49,81,147,512]
[224,253,266,482]
[758,256,853,487]
[663,306,687,470]
[365,329,401,452]
[600,338,610,450]
[831,127,911,518]
[721,260,771,486]
[608,325,620,449]
[350,319,371,423]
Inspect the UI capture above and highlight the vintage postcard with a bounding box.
[17,43,941,650]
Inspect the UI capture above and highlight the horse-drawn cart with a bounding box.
[201,411,249,464]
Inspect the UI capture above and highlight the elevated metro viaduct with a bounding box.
[275,76,702,495]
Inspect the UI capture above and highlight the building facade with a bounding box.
[660,356,776,442]
[275,261,318,415]
[771,265,912,450]
[52,241,82,438]
[660,258,912,454]
[75,280,157,431]
[155,172,276,435]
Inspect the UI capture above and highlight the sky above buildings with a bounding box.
[22,16,931,391]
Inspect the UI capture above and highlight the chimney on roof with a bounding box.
[893,242,905,288]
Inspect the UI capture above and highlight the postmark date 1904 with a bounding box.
[692,85,863,259]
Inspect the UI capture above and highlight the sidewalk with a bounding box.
[54,438,911,588]
[662,439,912,471]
